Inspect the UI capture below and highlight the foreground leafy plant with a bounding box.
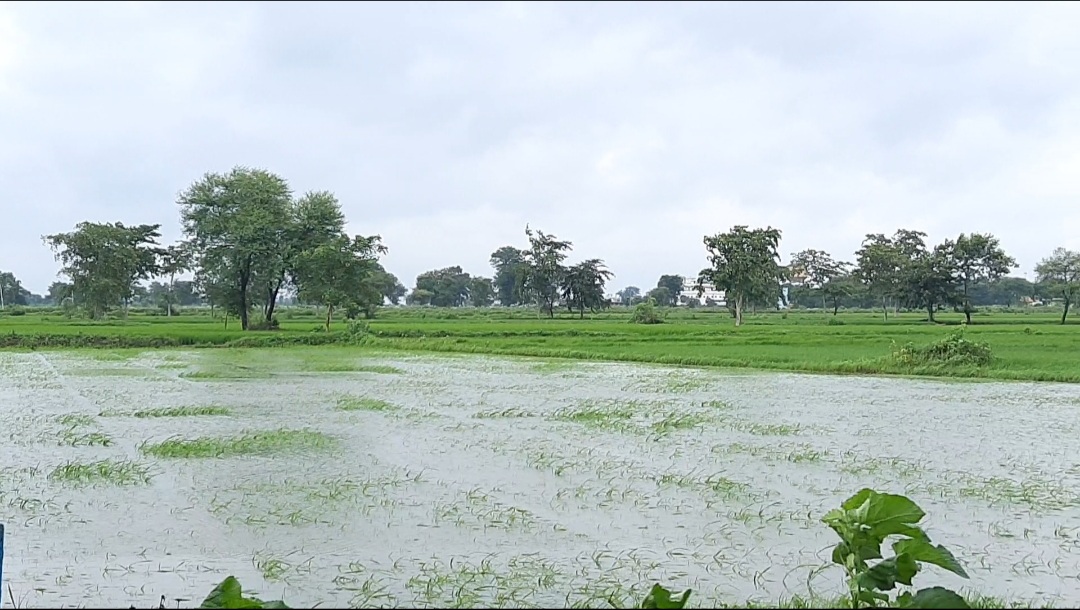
[199,576,288,609]
[822,489,969,608]
[640,584,692,609]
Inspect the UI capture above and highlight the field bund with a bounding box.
[2,348,1080,607]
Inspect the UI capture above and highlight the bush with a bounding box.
[343,319,371,344]
[7,307,26,316]
[826,317,845,326]
[249,317,280,331]
[629,299,664,325]
[891,327,992,367]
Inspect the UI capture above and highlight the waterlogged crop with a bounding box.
[190,490,972,609]
[822,488,969,608]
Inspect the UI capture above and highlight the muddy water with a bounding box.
[1,350,1079,608]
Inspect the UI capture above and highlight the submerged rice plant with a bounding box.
[48,459,152,485]
[140,429,335,459]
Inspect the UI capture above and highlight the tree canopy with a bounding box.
[43,222,162,319]
[1035,248,1080,324]
[699,225,785,326]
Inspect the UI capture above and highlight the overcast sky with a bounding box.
[2,1,1079,294]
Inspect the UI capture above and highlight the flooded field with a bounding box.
[2,348,1079,608]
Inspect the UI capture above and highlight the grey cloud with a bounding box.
[1,1,1078,293]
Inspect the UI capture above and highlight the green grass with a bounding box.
[140,429,335,459]
[48,459,152,485]
[127,405,232,418]
[2,306,1079,383]
[336,396,397,412]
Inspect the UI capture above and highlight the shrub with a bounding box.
[8,307,26,316]
[343,319,371,344]
[249,317,280,331]
[827,317,846,326]
[629,299,664,325]
[891,327,992,367]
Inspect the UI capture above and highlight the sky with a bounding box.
[2,1,1079,295]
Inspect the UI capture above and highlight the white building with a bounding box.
[679,277,726,306]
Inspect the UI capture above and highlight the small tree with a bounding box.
[1035,248,1080,324]
[293,234,386,331]
[560,259,614,318]
[790,249,847,311]
[520,226,572,318]
[655,275,684,306]
[646,286,671,307]
[158,243,193,317]
[44,222,162,319]
[617,286,642,306]
[944,233,1016,324]
[700,226,785,326]
[0,271,31,308]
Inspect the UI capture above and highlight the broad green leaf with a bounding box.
[640,584,692,609]
[848,490,928,540]
[831,541,850,566]
[858,558,900,591]
[199,576,284,609]
[258,602,290,609]
[894,552,919,585]
[857,589,889,606]
[893,539,969,579]
[896,587,970,609]
[840,488,875,511]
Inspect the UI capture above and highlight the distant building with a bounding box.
[678,277,726,306]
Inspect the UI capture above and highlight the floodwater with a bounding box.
[1,349,1079,608]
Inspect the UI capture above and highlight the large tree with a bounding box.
[44,222,162,319]
[293,234,386,330]
[560,259,614,318]
[178,167,293,330]
[945,233,1016,324]
[699,226,785,326]
[655,275,684,306]
[414,266,472,307]
[1035,248,1080,324]
[489,246,528,306]
[520,227,572,318]
[789,249,848,311]
[0,271,30,308]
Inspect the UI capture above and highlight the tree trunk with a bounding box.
[264,278,283,325]
[325,303,333,332]
[927,303,935,323]
[734,295,744,327]
[964,305,972,325]
[833,301,839,316]
[167,273,174,317]
[239,256,251,330]
[821,293,827,312]
[1062,299,1071,325]
[224,311,229,330]
[882,296,888,321]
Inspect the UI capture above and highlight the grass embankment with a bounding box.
[1,306,1077,382]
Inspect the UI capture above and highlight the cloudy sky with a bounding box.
[2,1,1079,294]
